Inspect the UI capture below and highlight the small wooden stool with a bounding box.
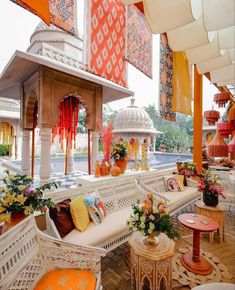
[129,232,175,290]
[195,200,226,243]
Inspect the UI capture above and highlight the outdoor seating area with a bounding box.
[0,0,235,289]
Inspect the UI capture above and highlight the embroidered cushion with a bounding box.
[49,199,74,238]
[34,269,96,290]
[164,175,181,192]
[84,191,106,225]
[70,196,90,232]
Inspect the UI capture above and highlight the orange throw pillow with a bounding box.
[34,269,96,290]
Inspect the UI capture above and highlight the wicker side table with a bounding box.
[128,232,175,290]
[195,200,226,243]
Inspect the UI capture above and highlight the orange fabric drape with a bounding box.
[172,52,192,115]
[193,66,203,174]
[12,0,50,24]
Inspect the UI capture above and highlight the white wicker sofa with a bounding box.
[46,169,200,252]
[0,216,106,290]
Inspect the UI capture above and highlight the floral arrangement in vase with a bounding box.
[0,170,60,224]
[127,193,179,245]
[111,138,129,173]
[177,161,198,178]
[198,170,225,207]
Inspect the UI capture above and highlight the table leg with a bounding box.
[192,230,200,262]
[181,230,213,275]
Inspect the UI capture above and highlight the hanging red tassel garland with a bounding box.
[52,96,80,150]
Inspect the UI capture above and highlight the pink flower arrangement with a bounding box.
[198,170,225,199]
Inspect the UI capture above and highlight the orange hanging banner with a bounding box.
[11,0,50,25]
[193,66,203,174]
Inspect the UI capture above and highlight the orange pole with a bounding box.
[88,129,91,175]
[193,66,203,174]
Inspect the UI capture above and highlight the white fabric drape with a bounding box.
[218,26,235,49]
[167,17,215,51]
[210,64,235,83]
[202,0,235,31]
[142,0,201,34]
[120,0,201,33]
[228,48,235,62]
[120,0,235,86]
[185,33,224,64]
[196,50,232,74]
[217,80,235,87]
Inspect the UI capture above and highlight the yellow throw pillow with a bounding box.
[176,175,185,191]
[34,269,96,290]
[70,196,90,231]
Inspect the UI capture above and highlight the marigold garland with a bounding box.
[52,96,80,149]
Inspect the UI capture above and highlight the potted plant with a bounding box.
[127,193,179,246]
[198,170,225,207]
[111,138,129,173]
[0,170,60,226]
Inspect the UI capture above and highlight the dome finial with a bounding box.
[130,97,136,107]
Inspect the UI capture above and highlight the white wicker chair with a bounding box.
[0,216,106,290]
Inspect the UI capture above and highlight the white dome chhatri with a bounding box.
[27,21,83,69]
[113,98,157,134]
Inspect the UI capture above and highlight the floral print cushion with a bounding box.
[84,191,106,225]
[164,175,182,192]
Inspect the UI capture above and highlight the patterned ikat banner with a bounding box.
[126,4,152,78]
[86,0,127,87]
[159,33,176,122]
[49,0,77,35]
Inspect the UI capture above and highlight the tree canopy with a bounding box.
[144,104,193,152]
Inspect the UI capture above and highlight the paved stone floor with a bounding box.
[101,208,235,290]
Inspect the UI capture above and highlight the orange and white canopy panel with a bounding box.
[121,0,235,87]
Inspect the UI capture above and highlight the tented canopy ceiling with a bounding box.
[121,0,235,93]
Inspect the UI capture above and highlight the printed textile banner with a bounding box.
[159,33,176,121]
[126,4,152,78]
[49,0,77,35]
[86,0,127,87]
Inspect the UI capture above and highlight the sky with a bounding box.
[0,0,222,113]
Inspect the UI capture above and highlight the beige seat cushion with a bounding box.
[164,187,200,212]
[63,206,132,246]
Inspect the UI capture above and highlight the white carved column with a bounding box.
[67,139,74,174]
[39,128,51,184]
[21,130,31,175]
[152,136,156,152]
[91,131,99,173]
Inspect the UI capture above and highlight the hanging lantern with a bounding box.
[228,104,235,124]
[207,131,228,157]
[228,135,235,160]
[213,92,230,108]
[204,110,220,125]
[217,121,235,138]
[228,135,235,153]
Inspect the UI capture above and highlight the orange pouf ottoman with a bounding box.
[34,269,96,290]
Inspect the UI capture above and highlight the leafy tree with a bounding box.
[144,104,193,152]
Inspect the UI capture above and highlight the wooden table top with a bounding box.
[178,213,218,232]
